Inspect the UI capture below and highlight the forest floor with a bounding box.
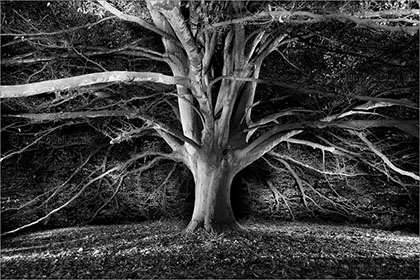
[1,219,419,279]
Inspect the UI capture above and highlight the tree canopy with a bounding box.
[1,0,419,234]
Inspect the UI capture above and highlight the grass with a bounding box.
[1,219,419,279]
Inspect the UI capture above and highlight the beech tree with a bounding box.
[1,0,419,233]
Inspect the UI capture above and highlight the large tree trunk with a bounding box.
[185,153,242,233]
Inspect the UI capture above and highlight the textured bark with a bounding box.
[185,154,242,233]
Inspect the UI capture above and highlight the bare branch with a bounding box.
[250,119,418,155]
[1,165,120,236]
[1,146,103,215]
[6,109,200,150]
[237,129,303,170]
[209,76,418,109]
[267,180,295,220]
[1,16,117,37]
[275,158,315,214]
[0,124,72,163]
[285,138,345,156]
[246,108,312,142]
[142,118,201,151]
[5,110,139,122]
[269,151,367,177]
[207,9,420,34]
[355,132,420,181]
[88,176,124,223]
[96,0,178,43]
[0,71,190,98]
[1,41,166,66]
[317,135,417,189]
[335,120,419,138]
[321,101,402,122]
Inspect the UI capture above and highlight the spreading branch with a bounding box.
[207,9,420,34]
[0,71,190,98]
[4,110,139,122]
[355,132,420,181]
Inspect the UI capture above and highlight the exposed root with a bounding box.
[184,219,202,234]
[184,219,245,234]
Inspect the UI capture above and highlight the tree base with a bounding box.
[184,219,245,233]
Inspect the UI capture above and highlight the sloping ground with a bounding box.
[1,220,419,279]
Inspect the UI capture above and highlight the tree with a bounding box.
[1,0,419,233]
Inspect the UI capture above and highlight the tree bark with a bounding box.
[185,153,242,233]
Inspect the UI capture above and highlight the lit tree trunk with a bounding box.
[186,151,241,232]
[145,0,294,232]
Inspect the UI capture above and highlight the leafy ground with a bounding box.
[1,219,419,279]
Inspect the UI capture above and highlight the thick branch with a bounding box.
[5,110,139,122]
[238,117,418,171]
[0,71,189,98]
[158,6,202,78]
[237,129,303,170]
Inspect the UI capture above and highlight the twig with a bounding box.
[0,124,68,163]
[88,175,125,223]
[1,165,120,236]
[1,16,117,37]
